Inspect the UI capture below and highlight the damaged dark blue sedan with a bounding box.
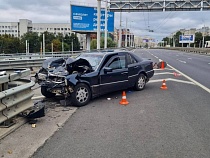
[37,51,154,107]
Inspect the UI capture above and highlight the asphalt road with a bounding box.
[143,49,210,89]
[31,49,210,158]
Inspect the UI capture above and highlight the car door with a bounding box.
[127,53,143,87]
[99,55,128,95]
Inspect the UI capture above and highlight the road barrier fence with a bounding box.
[0,68,35,126]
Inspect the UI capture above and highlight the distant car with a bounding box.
[36,51,154,107]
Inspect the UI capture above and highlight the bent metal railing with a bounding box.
[0,69,35,125]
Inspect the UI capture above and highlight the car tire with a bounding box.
[71,83,91,107]
[134,73,146,91]
[41,86,56,98]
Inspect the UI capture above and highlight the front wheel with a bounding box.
[71,83,91,107]
[134,74,146,91]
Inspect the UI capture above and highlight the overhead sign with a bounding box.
[70,5,114,33]
[179,35,195,43]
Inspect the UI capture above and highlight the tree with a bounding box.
[52,39,61,52]
[21,32,40,53]
[40,32,56,52]
[173,31,182,47]
[0,34,21,54]
[90,37,116,50]
[194,32,203,48]
[107,37,116,48]
[90,39,97,49]
[162,37,169,46]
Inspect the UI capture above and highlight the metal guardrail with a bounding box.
[156,47,210,55]
[0,59,46,70]
[0,51,83,60]
[0,69,35,125]
[0,55,80,70]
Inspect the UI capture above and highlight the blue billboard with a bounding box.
[179,35,195,43]
[70,5,114,32]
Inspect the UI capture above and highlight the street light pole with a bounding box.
[125,18,127,47]
[43,34,45,56]
[25,40,27,54]
[72,41,73,54]
[118,12,122,48]
[182,31,183,47]
[97,0,101,49]
[62,39,64,52]
[104,0,108,49]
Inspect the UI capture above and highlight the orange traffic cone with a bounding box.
[160,61,165,69]
[160,80,168,90]
[119,91,129,105]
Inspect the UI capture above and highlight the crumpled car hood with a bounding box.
[49,57,93,76]
[42,58,65,69]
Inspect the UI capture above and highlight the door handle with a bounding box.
[121,72,128,74]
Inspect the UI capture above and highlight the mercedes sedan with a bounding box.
[37,51,154,107]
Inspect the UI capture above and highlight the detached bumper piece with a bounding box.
[26,101,45,119]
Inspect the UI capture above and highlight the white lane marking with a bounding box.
[154,72,174,75]
[177,59,186,63]
[176,55,179,56]
[168,64,210,93]
[154,55,159,59]
[154,68,173,71]
[149,78,195,85]
[188,58,192,60]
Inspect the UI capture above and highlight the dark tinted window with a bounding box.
[127,54,137,64]
[108,56,126,70]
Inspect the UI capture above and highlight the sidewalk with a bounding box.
[0,85,77,158]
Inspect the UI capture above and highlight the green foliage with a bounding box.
[161,31,210,48]
[0,31,81,54]
[0,34,21,53]
[21,32,40,53]
[90,37,116,50]
[90,39,97,49]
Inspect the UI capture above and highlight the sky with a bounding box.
[0,0,210,42]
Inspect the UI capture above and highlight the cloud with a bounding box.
[0,0,210,41]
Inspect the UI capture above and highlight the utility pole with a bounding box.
[104,0,108,49]
[43,34,45,56]
[182,31,183,47]
[202,25,205,48]
[125,18,127,47]
[72,41,73,54]
[25,40,27,54]
[118,12,122,48]
[97,0,101,49]
[62,39,64,52]
[51,43,53,54]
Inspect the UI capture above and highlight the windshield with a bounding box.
[76,54,104,70]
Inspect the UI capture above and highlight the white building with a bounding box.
[32,23,72,36]
[0,19,32,37]
[0,19,87,49]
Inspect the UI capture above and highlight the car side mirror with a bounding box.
[104,67,113,73]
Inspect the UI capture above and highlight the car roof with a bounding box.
[82,49,130,56]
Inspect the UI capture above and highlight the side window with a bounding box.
[108,56,126,70]
[127,54,137,65]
